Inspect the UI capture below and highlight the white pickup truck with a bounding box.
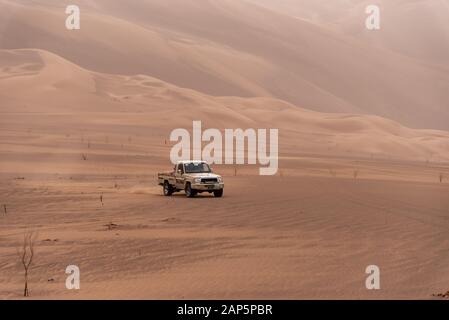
[158,161,224,198]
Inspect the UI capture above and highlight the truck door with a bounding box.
[175,163,185,189]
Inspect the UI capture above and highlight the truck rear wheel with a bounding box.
[214,189,223,198]
[163,181,173,196]
[185,183,196,198]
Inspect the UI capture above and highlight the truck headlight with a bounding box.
[194,178,202,183]
[218,177,223,183]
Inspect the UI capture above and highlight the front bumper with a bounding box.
[191,183,224,191]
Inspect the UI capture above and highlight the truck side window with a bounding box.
[178,164,184,174]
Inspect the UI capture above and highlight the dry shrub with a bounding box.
[17,231,37,297]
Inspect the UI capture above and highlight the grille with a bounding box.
[201,178,218,184]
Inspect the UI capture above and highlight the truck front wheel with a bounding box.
[185,183,197,198]
[214,189,223,198]
[163,181,173,196]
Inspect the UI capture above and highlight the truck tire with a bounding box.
[214,189,223,198]
[163,181,173,196]
[185,182,196,198]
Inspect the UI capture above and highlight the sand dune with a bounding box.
[1,48,449,170]
[1,0,449,129]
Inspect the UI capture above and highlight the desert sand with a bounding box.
[1,1,449,300]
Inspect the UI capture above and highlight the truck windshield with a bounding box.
[184,162,211,173]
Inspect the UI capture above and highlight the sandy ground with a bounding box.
[0,48,449,299]
[1,124,449,299]
[1,1,449,299]
[0,159,449,299]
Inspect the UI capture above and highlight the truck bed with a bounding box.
[157,172,175,185]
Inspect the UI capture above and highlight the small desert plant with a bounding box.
[100,194,104,206]
[18,231,37,297]
[106,222,118,231]
[234,166,237,176]
[3,204,6,215]
[439,173,444,183]
[81,154,88,161]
